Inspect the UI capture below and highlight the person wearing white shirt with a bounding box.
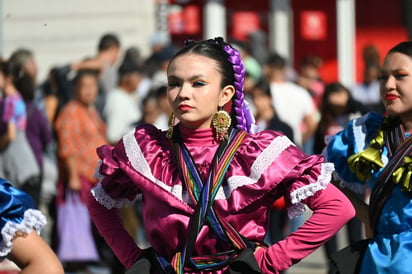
[264,53,318,148]
[103,61,143,144]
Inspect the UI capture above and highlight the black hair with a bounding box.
[98,33,120,52]
[73,69,99,90]
[154,85,167,98]
[8,49,36,101]
[252,79,272,98]
[168,40,234,90]
[387,41,412,58]
[322,82,351,104]
[167,38,254,133]
[265,52,287,69]
[0,60,10,77]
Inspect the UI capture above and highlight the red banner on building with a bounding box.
[301,11,327,40]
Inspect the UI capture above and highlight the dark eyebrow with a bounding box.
[167,74,206,81]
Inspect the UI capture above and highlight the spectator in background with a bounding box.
[103,60,144,145]
[247,30,269,66]
[296,55,325,110]
[264,52,318,149]
[235,41,263,115]
[135,91,162,127]
[144,32,172,79]
[51,33,121,117]
[152,85,172,130]
[251,79,294,140]
[251,79,294,257]
[362,44,381,67]
[54,69,107,273]
[94,33,122,97]
[8,49,57,236]
[351,63,384,113]
[312,82,364,274]
[0,60,41,205]
[313,82,363,154]
[40,67,60,125]
[148,45,175,89]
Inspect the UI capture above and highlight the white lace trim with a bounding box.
[91,183,138,209]
[352,114,370,152]
[93,159,104,182]
[287,203,306,219]
[288,163,334,217]
[0,209,47,257]
[219,135,294,199]
[122,129,189,203]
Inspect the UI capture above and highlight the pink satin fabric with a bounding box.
[87,124,355,273]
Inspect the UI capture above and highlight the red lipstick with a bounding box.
[178,104,193,111]
[384,94,398,101]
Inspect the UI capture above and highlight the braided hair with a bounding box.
[169,37,256,133]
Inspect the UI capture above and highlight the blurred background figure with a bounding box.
[351,62,384,113]
[251,79,294,261]
[264,52,318,149]
[135,91,162,127]
[152,85,172,130]
[8,49,58,243]
[0,60,41,205]
[51,33,122,119]
[54,69,109,273]
[296,55,325,110]
[251,79,294,139]
[313,82,362,154]
[312,82,364,274]
[103,60,144,145]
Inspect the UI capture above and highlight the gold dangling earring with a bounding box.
[212,109,231,141]
[166,113,175,139]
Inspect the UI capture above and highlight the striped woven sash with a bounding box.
[166,128,249,273]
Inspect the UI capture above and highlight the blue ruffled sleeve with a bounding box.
[0,178,47,258]
[325,112,385,191]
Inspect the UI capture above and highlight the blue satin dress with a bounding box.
[0,178,46,259]
[326,112,412,274]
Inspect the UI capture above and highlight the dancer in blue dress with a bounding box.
[0,177,63,273]
[326,41,412,273]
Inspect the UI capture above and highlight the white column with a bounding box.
[156,0,170,41]
[337,0,356,87]
[204,0,226,40]
[269,0,292,61]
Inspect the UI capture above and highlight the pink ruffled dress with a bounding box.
[88,124,354,273]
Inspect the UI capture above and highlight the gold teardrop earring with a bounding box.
[212,109,231,141]
[166,113,175,139]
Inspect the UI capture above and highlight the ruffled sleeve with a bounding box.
[92,144,140,209]
[0,179,47,258]
[230,130,334,218]
[88,125,170,268]
[324,112,384,192]
[91,124,172,209]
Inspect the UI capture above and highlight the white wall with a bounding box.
[1,0,156,83]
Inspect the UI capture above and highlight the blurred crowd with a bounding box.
[0,31,383,274]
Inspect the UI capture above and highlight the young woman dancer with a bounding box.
[325,41,412,273]
[88,37,354,273]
